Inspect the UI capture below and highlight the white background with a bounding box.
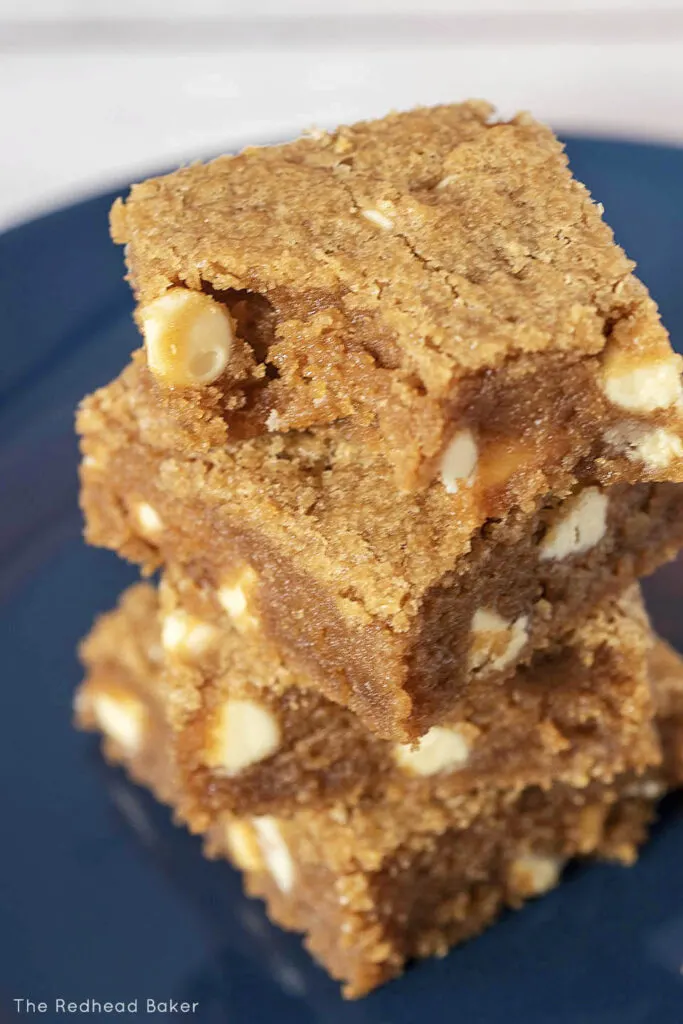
[2,0,683,230]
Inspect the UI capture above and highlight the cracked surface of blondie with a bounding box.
[111,103,683,490]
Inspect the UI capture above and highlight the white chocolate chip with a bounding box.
[91,690,146,755]
[223,820,263,871]
[134,501,164,538]
[393,726,470,776]
[626,428,683,469]
[217,585,247,619]
[216,567,259,632]
[469,608,529,673]
[140,288,234,387]
[435,174,458,189]
[623,778,666,800]
[440,429,478,494]
[253,817,294,892]
[471,607,508,633]
[508,854,564,896]
[502,617,530,668]
[605,424,683,470]
[265,410,282,432]
[539,487,608,561]
[361,208,394,230]
[161,611,218,658]
[601,349,682,413]
[205,699,281,776]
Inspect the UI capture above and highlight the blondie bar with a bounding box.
[78,356,683,740]
[76,595,683,997]
[210,779,666,997]
[77,578,660,829]
[110,103,683,494]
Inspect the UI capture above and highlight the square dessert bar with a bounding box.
[111,103,683,495]
[168,575,664,825]
[77,577,660,830]
[210,780,665,998]
[77,599,683,998]
[78,357,683,741]
[213,667,683,999]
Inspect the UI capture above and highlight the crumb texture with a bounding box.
[78,364,683,740]
[109,103,683,490]
[77,578,662,830]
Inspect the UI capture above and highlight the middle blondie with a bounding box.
[79,355,683,741]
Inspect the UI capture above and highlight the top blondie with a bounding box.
[111,101,683,492]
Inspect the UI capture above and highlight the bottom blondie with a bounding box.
[208,781,664,997]
[75,590,683,996]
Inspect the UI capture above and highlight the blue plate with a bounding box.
[2,138,683,1023]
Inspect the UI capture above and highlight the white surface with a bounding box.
[6,0,683,15]
[2,2,683,230]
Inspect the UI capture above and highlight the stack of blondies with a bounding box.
[75,102,683,997]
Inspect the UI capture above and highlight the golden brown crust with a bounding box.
[111,104,683,489]
[115,103,631,375]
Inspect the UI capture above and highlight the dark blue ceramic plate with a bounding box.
[2,138,683,1024]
